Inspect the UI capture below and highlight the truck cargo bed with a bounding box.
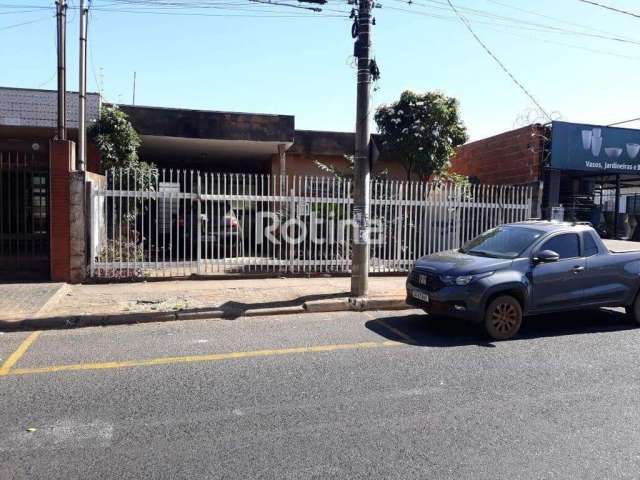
[603,239,640,253]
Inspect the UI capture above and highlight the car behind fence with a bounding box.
[88,169,534,278]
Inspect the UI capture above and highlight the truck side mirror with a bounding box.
[534,250,560,264]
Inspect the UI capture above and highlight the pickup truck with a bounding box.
[406,221,640,340]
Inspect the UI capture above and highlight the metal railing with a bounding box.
[89,169,533,278]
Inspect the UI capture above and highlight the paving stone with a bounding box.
[0,283,65,320]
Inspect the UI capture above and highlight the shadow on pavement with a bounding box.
[366,308,636,347]
[216,292,350,319]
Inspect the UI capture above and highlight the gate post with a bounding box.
[50,139,87,283]
[196,173,202,274]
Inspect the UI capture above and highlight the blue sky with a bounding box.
[2,0,639,140]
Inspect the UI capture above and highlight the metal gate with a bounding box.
[0,150,50,280]
[89,169,533,279]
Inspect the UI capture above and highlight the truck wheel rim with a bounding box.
[491,303,518,333]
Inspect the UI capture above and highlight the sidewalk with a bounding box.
[0,276,410,330]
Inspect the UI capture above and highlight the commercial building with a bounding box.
[452,121,640,240]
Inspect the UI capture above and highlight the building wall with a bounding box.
[270,152,407,180]
[451,124,544,185]
[276,130,408,180]
[0,87,100,129]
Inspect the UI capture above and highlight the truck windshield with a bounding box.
[459,226,544,259]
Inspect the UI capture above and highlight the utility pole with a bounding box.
[78,0,88,171]
[350,0,373,298]
[56,0,67,141]
[132,71,137,105]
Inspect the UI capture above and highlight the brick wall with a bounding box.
[451,125,544,185]
[49,140,75,282]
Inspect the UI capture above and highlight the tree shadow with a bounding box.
[365,308,636,348]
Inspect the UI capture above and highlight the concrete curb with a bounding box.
[303,296,409,313]
[0,296,410,332]
[0,305,309,331]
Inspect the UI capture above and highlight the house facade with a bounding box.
[0,87,404,281]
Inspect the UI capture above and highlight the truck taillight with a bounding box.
[225,217,239,230]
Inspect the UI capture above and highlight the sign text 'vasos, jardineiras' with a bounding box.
[551,121,640,174]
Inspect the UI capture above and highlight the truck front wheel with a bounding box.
[484,295,523,340]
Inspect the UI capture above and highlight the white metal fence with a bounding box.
[89,169,533,278]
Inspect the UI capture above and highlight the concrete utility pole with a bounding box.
[350,0,373,298]
[78,0,88,171]
[56,0,67,141]
[132,71,137,105]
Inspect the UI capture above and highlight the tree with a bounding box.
[89,106,154,267]
[374,90,468,181]
[89,105,155,189]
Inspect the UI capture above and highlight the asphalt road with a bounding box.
[1,308,639,479]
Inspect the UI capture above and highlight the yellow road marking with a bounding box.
[365,312,418,345]
[0,331,41,376]
[3,340,404,377]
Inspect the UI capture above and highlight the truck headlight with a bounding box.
[440,271,494,286]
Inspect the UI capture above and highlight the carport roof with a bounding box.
[115,104,295,144]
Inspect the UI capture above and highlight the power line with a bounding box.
[608,117,640,127]
[577,0,640,19]
[445,0,551,122]
[382,4,640,61]
[248,0,322,13]
[0,15,51,31]
[93,0,350,15]
[385,0,640,46]
[90,7,348,17]
[483,0,636,38]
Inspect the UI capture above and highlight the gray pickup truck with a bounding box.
[406,221,640,340]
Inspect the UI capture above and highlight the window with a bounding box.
[460,226,544,259]
[583,232,599,257]
[540,234,580,259]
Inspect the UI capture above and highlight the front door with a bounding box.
[531,233,586,312]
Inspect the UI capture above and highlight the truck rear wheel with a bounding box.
[625,294,640,325]
[484,295,522,340]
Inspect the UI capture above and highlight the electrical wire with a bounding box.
[36,71,57,88]
[382,4,640,61]
[90,7,348,17]
[483,0,636,38]
[384,0,640,46]
[577,0,640,19]
[0,15,51,31]
[95,0,350,15]
[608,117,640,127]
[445,0,552,122]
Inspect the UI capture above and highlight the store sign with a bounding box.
[551,121,640,173]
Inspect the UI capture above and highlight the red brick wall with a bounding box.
[451,125,544,185]
[49,140,75,282]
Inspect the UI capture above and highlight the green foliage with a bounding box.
[430,168,470,187]
[89,105,144,171]
[89,105,157,189]
[313,155,389,182]
[374,90,468,181]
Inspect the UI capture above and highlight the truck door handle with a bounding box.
[572,266,585,273]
